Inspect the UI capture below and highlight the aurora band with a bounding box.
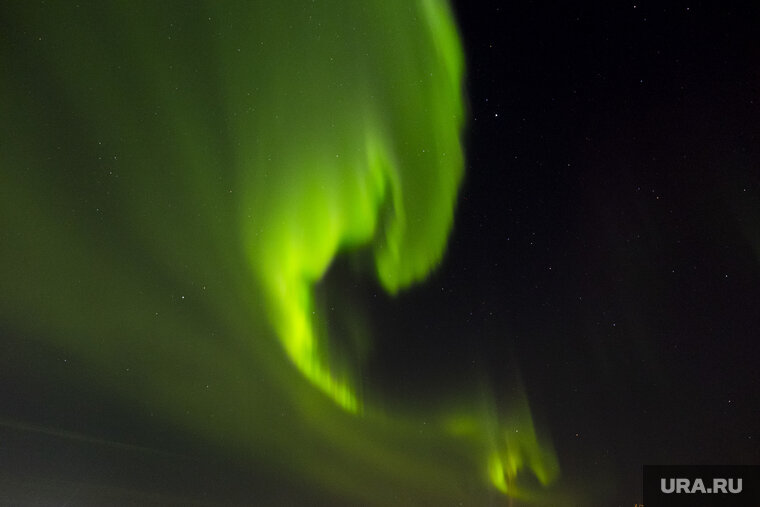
[0,0,561,503]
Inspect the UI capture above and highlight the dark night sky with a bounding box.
[363,1,760,503]
[1,2,759,506]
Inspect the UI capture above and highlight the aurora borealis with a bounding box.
[241,0,465,413]
[0,1,560,505]
[3,1,760,505]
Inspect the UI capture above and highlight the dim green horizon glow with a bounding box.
[0,0,563,503]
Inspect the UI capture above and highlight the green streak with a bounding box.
[236,0,465,413]
[0,0,564,503]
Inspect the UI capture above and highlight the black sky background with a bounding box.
[359,1,760,504]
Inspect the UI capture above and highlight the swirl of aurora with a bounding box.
[0,0,561,504]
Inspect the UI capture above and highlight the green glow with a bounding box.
[238,0,465,412]
[0,0,564,503]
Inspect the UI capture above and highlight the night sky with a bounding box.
[1,1,759,506]
[447,1,760,503]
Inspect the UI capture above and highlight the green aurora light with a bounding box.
[0,1,562,503]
